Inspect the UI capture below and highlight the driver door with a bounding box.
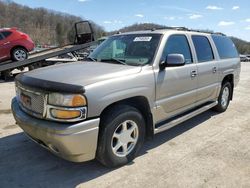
[155,34,198,123]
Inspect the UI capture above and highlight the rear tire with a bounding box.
[97,105,145,168]
[213,82,232,112]
[11,47,28,61]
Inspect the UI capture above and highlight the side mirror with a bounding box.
[160,54,185,69]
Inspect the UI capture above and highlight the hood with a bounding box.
[21,61,142,88]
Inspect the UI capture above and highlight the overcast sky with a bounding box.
[12,0,250,41]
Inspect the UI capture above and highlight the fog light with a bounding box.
[50,109,81,119]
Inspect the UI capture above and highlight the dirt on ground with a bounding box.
[0,63,249,188]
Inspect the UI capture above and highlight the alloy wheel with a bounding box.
[111,120,139,157]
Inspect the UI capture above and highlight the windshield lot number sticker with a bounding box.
[134,37,152,42]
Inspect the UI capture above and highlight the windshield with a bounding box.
[89,34,162,66]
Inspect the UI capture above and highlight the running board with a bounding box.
[154,101,218,134]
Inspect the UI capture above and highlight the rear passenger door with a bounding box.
[191,35,219,104]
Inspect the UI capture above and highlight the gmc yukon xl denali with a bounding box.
[12,29,241,167]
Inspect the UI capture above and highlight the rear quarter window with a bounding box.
[212,35,239,59]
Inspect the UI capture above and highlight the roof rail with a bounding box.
[151,26,226,36]
[213,32,226,36]
[151,26,189,31]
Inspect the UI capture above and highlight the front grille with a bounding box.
[16,85,46,118]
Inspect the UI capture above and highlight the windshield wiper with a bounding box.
[86,56,97,62]
[101,58,127,65]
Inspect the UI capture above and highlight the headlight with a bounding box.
[48,93,87,107]
[47,93,87,122]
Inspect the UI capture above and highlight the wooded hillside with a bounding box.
[231,37,250,54]
[0,1,105,46]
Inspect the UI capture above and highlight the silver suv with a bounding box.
[12,28,241,167]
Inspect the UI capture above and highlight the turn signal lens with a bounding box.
[51,109,81,119]
[72,95,87,107]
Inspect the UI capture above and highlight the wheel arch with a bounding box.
[10,45,28,55]
[99,96,154,139]
[222,74,234,100]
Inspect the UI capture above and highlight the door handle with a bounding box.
[3,41,10,45]
[190,70,197,78]
[212,67,217,73]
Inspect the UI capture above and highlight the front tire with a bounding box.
[213,82,232,112]
[97,105,145,168]
[11,47,28,61]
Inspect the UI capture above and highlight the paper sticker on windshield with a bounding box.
[133,36,152,42]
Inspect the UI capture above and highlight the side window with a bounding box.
[0,33,4,40]
[192,36,214,62]
[162,35,193,64]
[212,35,239,59]
[2,31,12,38]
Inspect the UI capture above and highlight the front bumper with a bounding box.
[11,97,100,162]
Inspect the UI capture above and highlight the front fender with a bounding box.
[85,67,155,118]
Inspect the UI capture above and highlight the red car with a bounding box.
[0,28,34,62]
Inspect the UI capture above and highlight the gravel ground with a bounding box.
[0,63,249,188]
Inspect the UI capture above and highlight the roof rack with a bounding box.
[151,26,188,31]
[151,27,226,36]
[213,32,226,36]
